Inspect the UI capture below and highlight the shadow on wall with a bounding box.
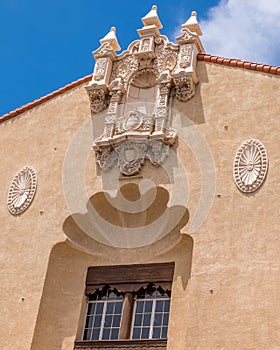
[173,61,209,125]
[62,183,189,251]
[30,242,93,350]
[30,184,193,349]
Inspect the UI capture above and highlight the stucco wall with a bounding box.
[0,61,279,350]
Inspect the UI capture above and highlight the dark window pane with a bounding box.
[104,314,112,327]
[108,292,117,299]
[94,315,102,328]
[145,294,153,299]
[144,301,152,313]
[102,328,110,340]
[111,328,119,340]
[92,328,100,340]
[143,313,151,326]
[96,302,104,315]
[155,300,163,312]
[87,302,96,315]
[164,300,170,312]
[153,312,162,326]
[161,327,168,338]
[85,315,93,329]
[134,314,142,327]
[106,302,114,314]
[115,302,123,314]
[112,315,121,327]
[83,328,91,340]
[163,313,169,326]
[136,300,144,313]
[132,327,141,339]
[152,327,161,339]
[153,290,162,297]
[141,327,150,339]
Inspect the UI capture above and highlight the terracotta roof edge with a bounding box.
[0,74,92,123]
[197,54,280,75]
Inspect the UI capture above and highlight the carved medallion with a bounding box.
[7,166,37,215]
[233,139,268,193]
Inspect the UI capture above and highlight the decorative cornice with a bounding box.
[197,54,280,75]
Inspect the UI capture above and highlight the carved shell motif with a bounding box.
[233,139,268,193]
[7,166,37,215]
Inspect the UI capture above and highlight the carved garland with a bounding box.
[233,139,268,193]
[7,166,37,215]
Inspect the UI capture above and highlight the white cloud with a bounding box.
[200,0,280,66]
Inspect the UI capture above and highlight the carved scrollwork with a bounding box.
[131,68,158,88]
[88,6,202,175]
[111,55,139,83]
[173,75,194,101]
[93,58,108,81]
[179,44,192,68]
[93,42,113,59]
[154,46,178,73]
[87,88,108,114]
[95,140,170,176]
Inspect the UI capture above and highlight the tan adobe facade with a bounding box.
[0,6,279,350]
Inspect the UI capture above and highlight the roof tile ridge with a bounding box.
[197,53,280,75]
[0,74,92,123]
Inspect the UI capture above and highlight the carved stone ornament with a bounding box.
[7,166,37,215]
[87,7,205,175]
[233,139,268,193]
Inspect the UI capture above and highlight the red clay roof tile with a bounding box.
[197,54,279,76]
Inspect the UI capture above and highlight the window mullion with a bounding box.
[99,301,107,340]
[119,292,134,339]
[149,298,157,339]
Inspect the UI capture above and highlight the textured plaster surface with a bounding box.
[0,61,279,350]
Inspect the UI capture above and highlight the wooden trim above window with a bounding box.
[85,263,174,295]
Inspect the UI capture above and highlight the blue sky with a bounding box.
[1,0,279,116]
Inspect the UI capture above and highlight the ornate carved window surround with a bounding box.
[86,6,204,176]
[74,263,174,350]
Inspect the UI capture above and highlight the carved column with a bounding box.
[154,72,172,134]
[102,78,125,140]
[119,292,134,339]
[86,27,120,114]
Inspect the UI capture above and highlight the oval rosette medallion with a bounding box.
[233,139,268,193]
[7,166,37,215]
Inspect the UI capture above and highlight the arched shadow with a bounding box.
[30,184,193,349]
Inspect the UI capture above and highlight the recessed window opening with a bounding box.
[131,285,170,340]
[80,262,174,345]
[83,287,123,341]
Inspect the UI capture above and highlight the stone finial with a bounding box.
[141,5,163,29]
[100,27,121,51]
[181,11,202,35]
[137,5,162,38]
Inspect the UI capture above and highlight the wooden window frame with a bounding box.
[75,262,174,350]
